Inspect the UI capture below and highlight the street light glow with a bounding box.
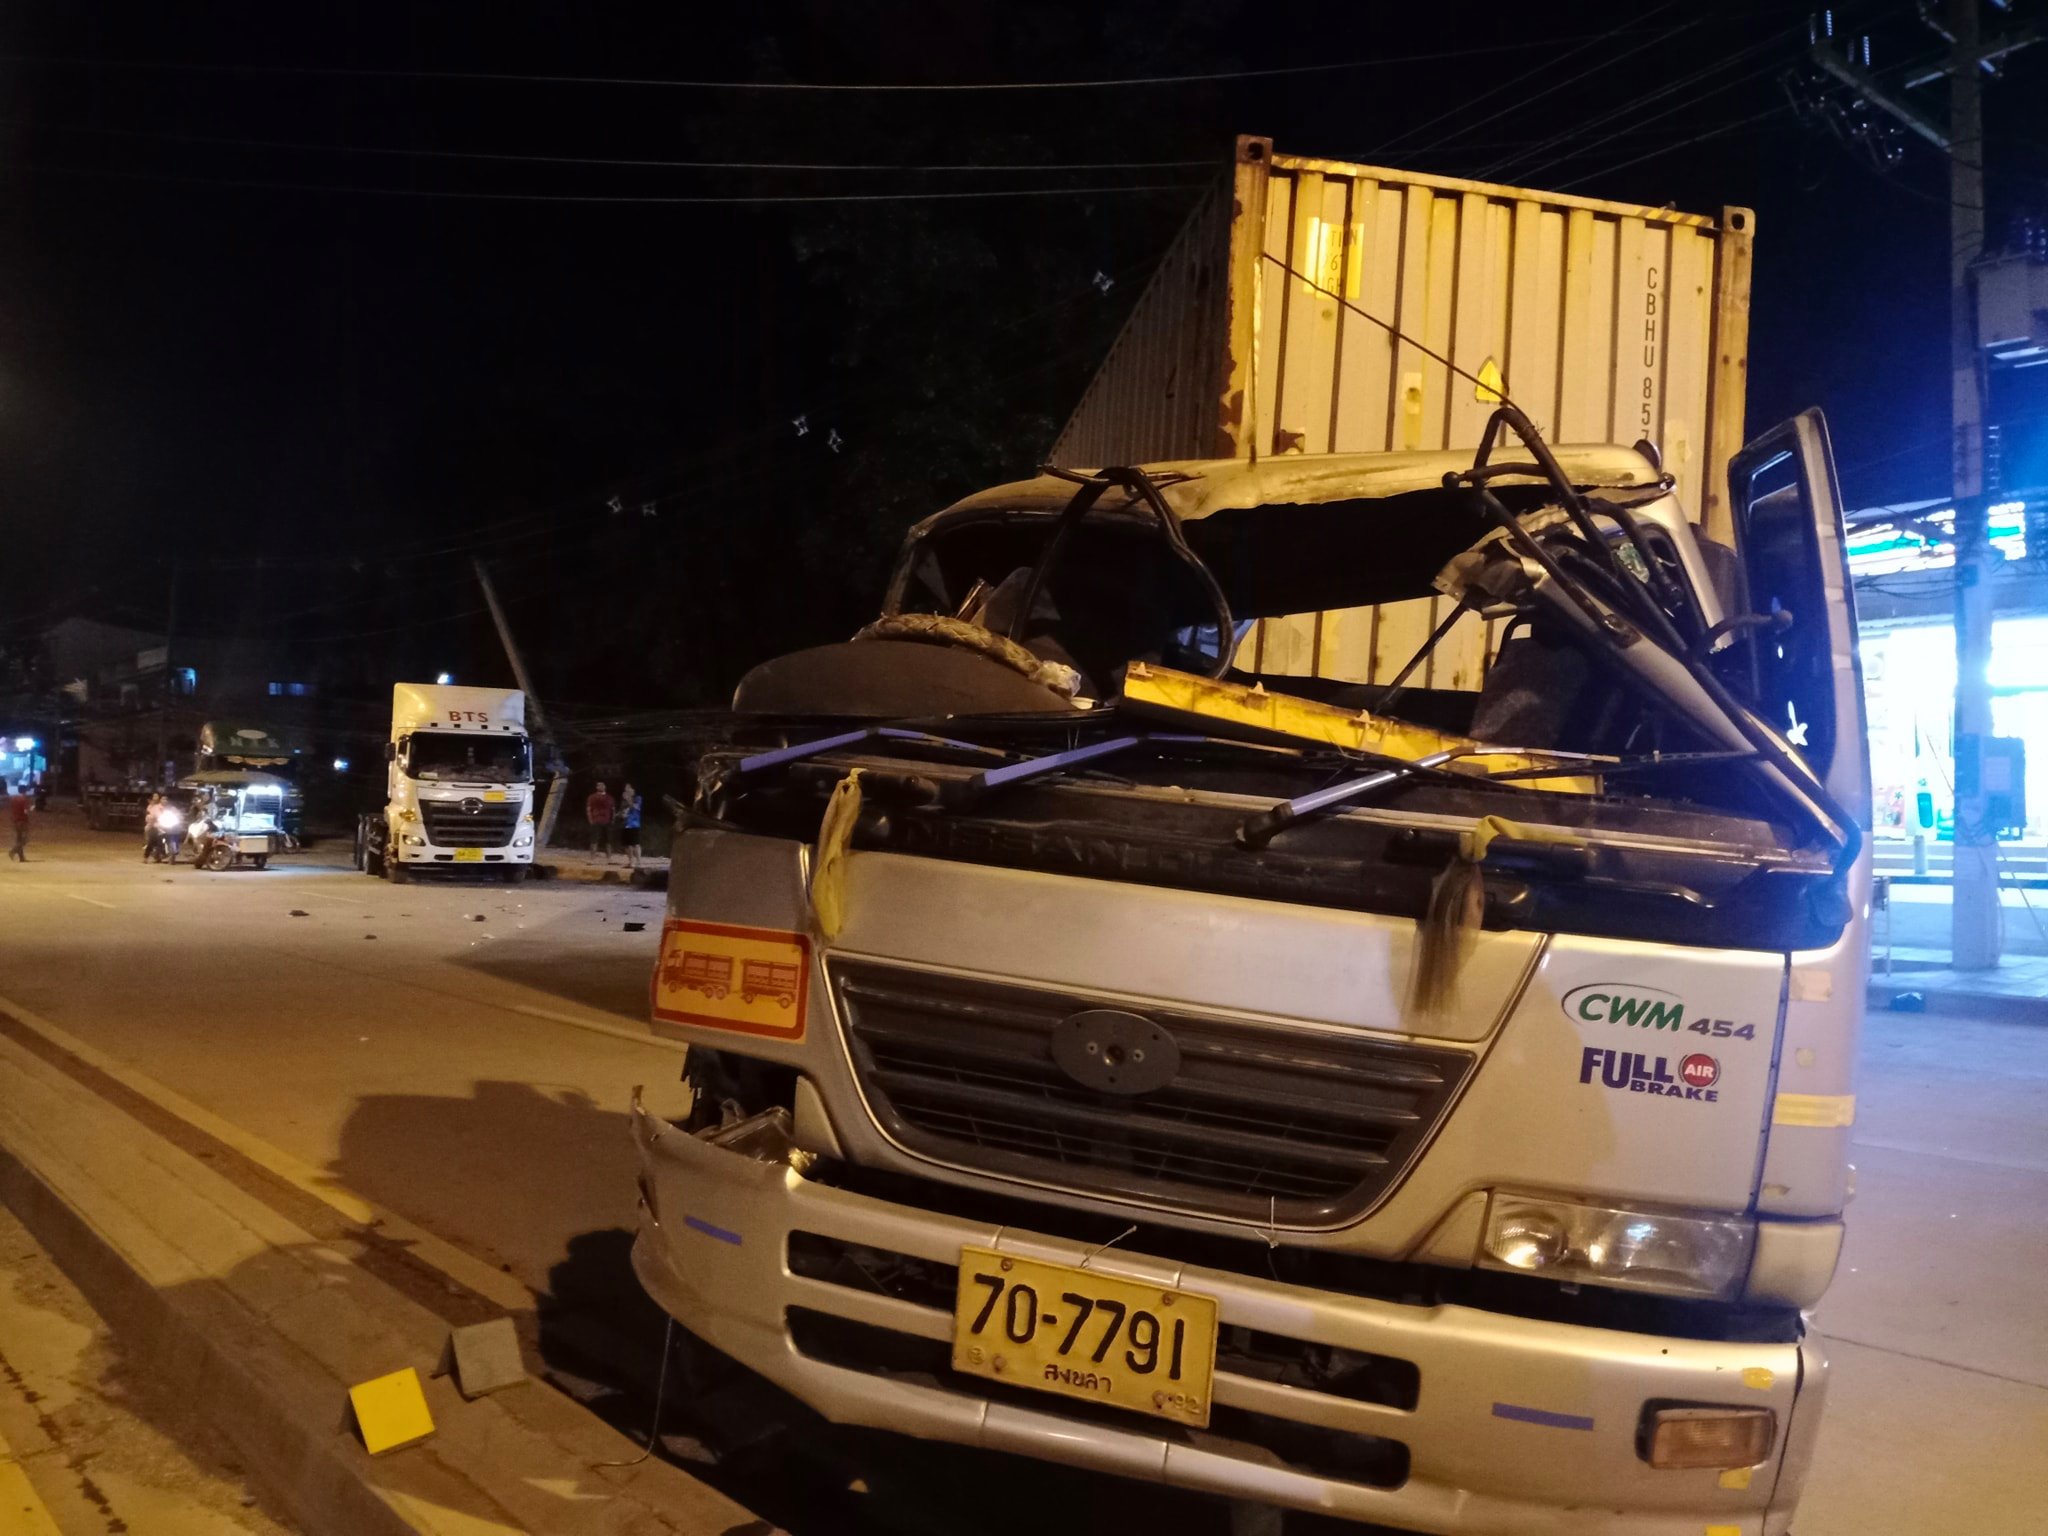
[12,737,34,752]
[436,672,454,685]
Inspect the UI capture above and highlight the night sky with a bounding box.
[5,0,2046,712]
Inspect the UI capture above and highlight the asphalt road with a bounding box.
[0,803,2042,1534]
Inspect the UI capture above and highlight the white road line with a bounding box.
[0,988,536,1316]
[508,1003,689,1054]
[63,893,117,910]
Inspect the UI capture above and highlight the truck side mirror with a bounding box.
[385,741,398,763]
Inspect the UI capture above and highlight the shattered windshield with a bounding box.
[404,731,530,783]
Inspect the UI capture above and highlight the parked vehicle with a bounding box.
[197,721,308,837]
[81,781,159,832]
[82,719,306,836]
[354,684,535,881]
[629,145,1867,1535]
[182,771,294,871]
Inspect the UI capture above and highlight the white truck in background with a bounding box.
[354,683,536,882]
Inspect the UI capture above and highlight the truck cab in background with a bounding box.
[354,683,535,882]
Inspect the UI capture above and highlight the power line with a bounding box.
[0,36,1652,93]
[1554,104,1793,190]
[32,121,1216,174]
[1478,22,1807,184]
[1382,6,1697,164]
[31,161,1211,205]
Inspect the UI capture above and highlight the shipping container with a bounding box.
[1050,136,1755,691]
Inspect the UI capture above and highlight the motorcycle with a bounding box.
[146,803,186,863]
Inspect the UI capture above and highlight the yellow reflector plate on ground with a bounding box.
[349,1367,435,1456]
[951,1247,1217,1427]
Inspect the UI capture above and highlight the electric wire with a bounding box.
[29,162,1211,205]
[1382,6,1698,166]
[29,121,1216,174]
[0,36,1647,92]
[1478,23,1809,184]
[1554,104,1794,190]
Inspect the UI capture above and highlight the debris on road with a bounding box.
[624,920,646,932]
[288,909,310,917]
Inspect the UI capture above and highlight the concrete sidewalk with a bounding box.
[1870,880,2048,1020]
[0,1003,770,1536]
[1869,950,2048,1021]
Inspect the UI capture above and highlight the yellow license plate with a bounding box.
[951,1247,1217,1426]
[454,847,483,862]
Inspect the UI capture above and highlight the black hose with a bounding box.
[1104,466,1236,678]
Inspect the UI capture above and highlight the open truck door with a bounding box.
[1725,408,1870,828]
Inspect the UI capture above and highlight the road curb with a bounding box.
[532,861,668,891]
[1867,982,2048,1024]
[0,1138,439,1536]
[0,1019,772,1536]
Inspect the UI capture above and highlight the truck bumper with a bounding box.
[394,845,533,865]
[630,1099,1823,1535]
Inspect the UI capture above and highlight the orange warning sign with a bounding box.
[653,919,810,1040]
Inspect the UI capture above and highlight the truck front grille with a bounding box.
[419,799,521,847]
[833,962,1470,1225]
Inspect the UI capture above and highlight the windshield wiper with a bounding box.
[1233,745,1617,850]
[734,725,1010,778]
[1235,748,1469,850]
[947,732,1294,808]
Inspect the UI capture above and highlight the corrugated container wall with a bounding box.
[1051,136,1755,692]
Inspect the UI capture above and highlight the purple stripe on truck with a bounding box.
[1491,1402,1595,1432]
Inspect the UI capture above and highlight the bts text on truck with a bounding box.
[354,683,537,882]
[630,153,1868,1534]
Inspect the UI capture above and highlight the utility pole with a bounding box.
[155,559,181,785]
[473,559,567,852]
[1808,0,2038,970]
[1946,0,1999,970]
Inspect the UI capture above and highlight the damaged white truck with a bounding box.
[631,143,1869,1534]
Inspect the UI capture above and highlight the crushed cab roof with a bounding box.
[932,446,1664,525]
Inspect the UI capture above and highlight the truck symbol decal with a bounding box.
[740,960,800,1008]
[662,950,733,1000]
[651,920,810,1042]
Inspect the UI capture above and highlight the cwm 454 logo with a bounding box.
[1561,983,1758,1043]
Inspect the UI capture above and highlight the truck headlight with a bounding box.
[401,834,426,847]
[1480,1193,1753,1299]
[513,833,532,847]
[1640,1405,1776,1469]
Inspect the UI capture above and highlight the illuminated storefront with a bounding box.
[1852,499,2045,842]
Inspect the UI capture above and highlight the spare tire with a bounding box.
[733,639,1080,718]
[852,613,1081,698]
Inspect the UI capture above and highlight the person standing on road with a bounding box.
[586,779,616,864]
[618,783,642,870]
[144,792,166,862]
[7,783,30,862]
